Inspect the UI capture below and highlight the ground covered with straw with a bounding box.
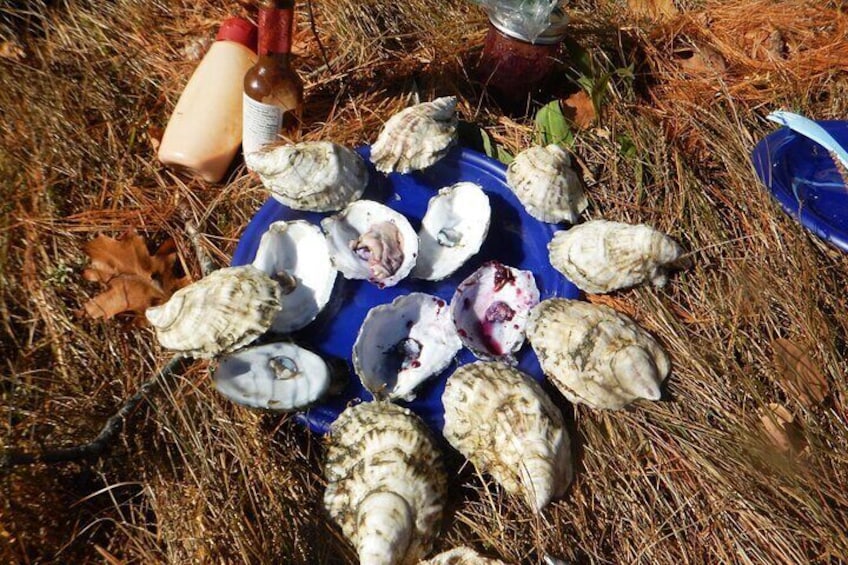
[2,0,848,563]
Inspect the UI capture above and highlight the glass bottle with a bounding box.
[242,0,304,158]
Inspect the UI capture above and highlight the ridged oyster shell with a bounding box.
[353,293,461,401]
[370,96,458,174]
[213,342,340,411]
[251,220,336,333]
[322,200,419,288]
[324,401,447,565]
[245,141,368,212]
[450,261,540,361]
[548,220,685,294]
[419,546,506,564]
[442,362,572,513]
[412,182,491,281]
[145,265,281,359]
[526,299,670,410]
[505,144,587,224]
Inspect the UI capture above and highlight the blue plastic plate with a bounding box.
[232,145,580,435]
[752,120,848,252]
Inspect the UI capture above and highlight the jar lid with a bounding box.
[488,6,569,45]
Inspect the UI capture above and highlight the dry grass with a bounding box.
[2,0,848,563]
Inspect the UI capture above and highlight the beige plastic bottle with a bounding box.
[158,17,258,183]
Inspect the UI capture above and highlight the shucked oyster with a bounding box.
[145,266,281,359]
[252,220,336,333]
[245,141,368,212]
[324,401,447,565]
[442,362,572,513]
[353,293,461,401]
[548,220,685,294]
[370,96,458,174]
[412,182,491,281]
[506,144,587,224]
[322,200,418,288]
[526,298,670,410]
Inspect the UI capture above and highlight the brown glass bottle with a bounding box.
[242,0,304,157]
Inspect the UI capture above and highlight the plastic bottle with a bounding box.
[157,17,258,183]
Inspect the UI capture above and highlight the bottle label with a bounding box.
[243,94,285,156]
[258,8,293,55]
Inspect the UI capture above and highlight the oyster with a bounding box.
[322,200,419,288]
[548,220,685,294]
[370,96,458,174]
[353,293,461,401]
[245,141,368,212]
[145,265,281,359]
[419,546,506,565]
[324,401,447,565]
[213,342,342,411]
[442,362,572,513]
[450,261,540,361]
[252,220,336,333]
[411,182,491,281]
[505,144,587,224]
[526,299,670,410]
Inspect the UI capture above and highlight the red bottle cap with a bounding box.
[216,17,258,52]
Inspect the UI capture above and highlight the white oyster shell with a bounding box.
[505,144,587,224]
[411,182,491,281]
[251,220,336,333]
[213,342,338,411]
[245,141,368,212]
[324,401,447,565]
[370,96,458,174]
[321,200,419,288]
[442,362,572,513]
[145,265,281,359]
[353,293,461,401]
[450,261,540,361]
[419,546,506,565]
[548,220,685,294]
[526,299,670,410]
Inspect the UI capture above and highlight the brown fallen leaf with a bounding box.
[674,43,727,75]
[627,0,678,21]
[82,230,191,322]
[0,40,25,61]
[562,91,596,130]
[759,403,806,454]
[744,28,785,61]
[772,338,829,408]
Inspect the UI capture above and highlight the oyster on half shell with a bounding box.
[420,547,506,565]
[506,144,587,224]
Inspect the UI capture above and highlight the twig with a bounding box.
[185,219,216,277]
[306,0,333,75]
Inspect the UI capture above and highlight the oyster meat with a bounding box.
[251,220,336,333]
[245,141,368,212]
[324,401,447,565]
[526,298,670,410]
[353,293,461,401]
[442,361,572,513]
[213,342,342,411]
[548,220,685,294]
[370,96,458,174]
[145,265,281,359]
[450,261,540,361]
[322,200,418,288]
[411,182,491,281]
[505,144,587,224]
[419,546,506,565]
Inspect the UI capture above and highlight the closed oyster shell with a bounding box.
[419,546,506,564]
[370,97,458,174]
[245,141,368,212]
[548,220,685,294]
[145,265,281,359]
[505,144,587,224]
[442,362,572,513]
[526,299,670,410]
[325,401,447,565]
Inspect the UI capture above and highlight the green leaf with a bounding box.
[534,100,573,147]
[456,121,514,164]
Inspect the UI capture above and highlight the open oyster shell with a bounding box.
[450,261,540,362]
[251,220,336,333]
[145,265,281,359]
[411,182,491,281]
[321,200,419,288]
[245,141,368,212]
[324,401,447,565]
[442,361,572,513]
[548,220,685,294]
[213,342,341,411]
[353,293,461,401]
[420,547,506,565]
[506,144,587,224]
[370,96,458,174]
[526,299,670,410]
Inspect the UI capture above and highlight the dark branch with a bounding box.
[306,0,333,74]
